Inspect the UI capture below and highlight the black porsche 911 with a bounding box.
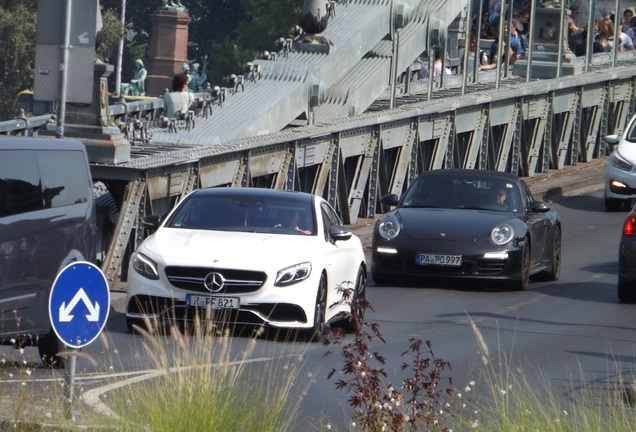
[371,169,561,290]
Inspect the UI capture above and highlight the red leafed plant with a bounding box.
[323,281,454,431]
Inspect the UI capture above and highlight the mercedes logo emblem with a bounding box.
[204,272,225,293]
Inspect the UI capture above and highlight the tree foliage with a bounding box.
[0,1,36,118]
[96,8,126,64]
[0,0,300,118]
[99,0,300,88]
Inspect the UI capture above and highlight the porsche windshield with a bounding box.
[401,176,521,212]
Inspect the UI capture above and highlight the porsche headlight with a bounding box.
[490,224,514,246]
[132,252,160,280]
[275,262,312,286]
[378,216,401,241]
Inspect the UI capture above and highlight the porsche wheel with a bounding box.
[538,227,561,281]
[511,241,530,291]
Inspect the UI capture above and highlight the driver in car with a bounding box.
[495,188,507,207]
[275,210,311,234]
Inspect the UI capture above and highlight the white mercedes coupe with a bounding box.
[125,187,366,341]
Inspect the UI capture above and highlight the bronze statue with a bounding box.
[188,56,209,92]
[160,0,186,12]
[129,59,147,96]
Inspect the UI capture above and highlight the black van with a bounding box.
[0,137,96,367]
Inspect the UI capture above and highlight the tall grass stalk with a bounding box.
[0,345,79,428]
[103,319,308,432]
[452,315,636,431]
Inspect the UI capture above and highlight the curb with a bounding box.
[525,158,605,201]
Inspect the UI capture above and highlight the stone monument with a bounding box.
[40,61,131,164]
[146,4,191,96]
[513,1,583,78]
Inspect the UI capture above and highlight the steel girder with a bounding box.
[97,69,636,286]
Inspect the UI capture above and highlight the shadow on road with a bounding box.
[548,193,608,212]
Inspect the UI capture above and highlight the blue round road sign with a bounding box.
[49,261,110,349]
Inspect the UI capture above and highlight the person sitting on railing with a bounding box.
[162,72,194,131]
[164,72,193,119]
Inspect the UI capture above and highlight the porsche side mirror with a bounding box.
[381,194,399,206]
[529,201,550,213]
[330,225,353,242]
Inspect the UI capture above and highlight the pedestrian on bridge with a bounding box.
[489,18,522,65]
[418,47,452,79]
[163,72,194,119]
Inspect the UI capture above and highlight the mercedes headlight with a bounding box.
[275,262,312,286]
[378,215,401,241]
[490,224,514,246]
[132,252,160,280]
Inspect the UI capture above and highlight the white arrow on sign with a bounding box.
[59,288,100,323]
[77,31,89,44]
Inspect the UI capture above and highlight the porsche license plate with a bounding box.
[187,295,240,309]
[417,253,462,266]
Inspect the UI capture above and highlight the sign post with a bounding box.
[49,261,110,420]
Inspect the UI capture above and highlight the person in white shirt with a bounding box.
[418,47,452,79]
[163,72,194,119]
[620,31,634,50]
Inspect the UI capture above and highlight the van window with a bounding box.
[0,150,43,217]
[37,150,89,208]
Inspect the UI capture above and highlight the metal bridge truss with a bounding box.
[88,61,636,286]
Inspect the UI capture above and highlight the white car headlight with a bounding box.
[610,152,634,172]
[490,224,514,246]
[132,252,160,280]
[378,216,401,241]
[275,262,312,286]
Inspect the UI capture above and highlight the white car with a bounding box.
[605,113,636,211]
[125,187,367,341]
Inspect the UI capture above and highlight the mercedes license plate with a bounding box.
[187,295,240,309]
[417,253,462,266]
